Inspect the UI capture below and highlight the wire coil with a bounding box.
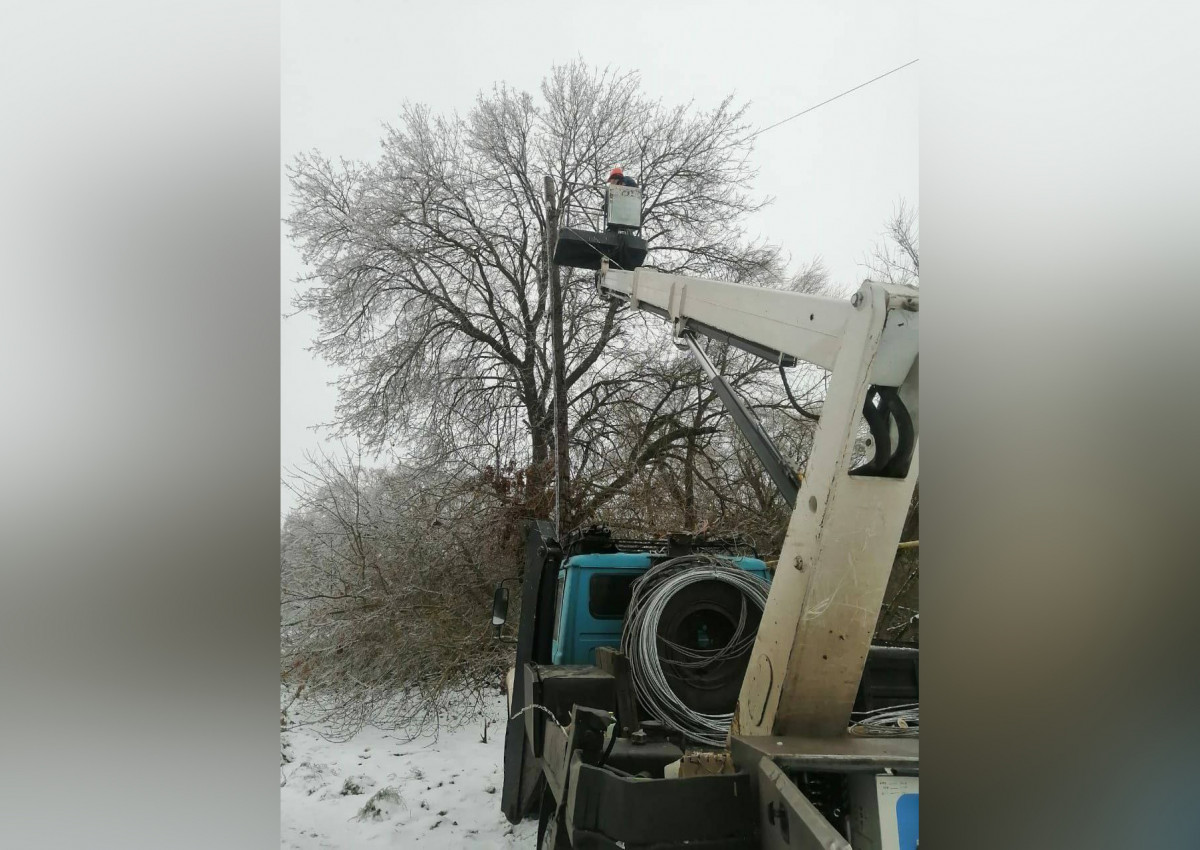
[620,554,770,747]
[848,703,920,737]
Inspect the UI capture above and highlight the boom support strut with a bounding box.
[682,332,799,507]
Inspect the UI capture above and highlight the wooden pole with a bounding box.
[544,175,569,536]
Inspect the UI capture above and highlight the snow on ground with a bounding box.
[281,693,538,849]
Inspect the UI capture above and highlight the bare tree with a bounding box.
[279,258,837,737]
[281,449,529,740]
[287,61,779,528]
[863,199,919,286]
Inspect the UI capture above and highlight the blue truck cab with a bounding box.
[550,551,772,666]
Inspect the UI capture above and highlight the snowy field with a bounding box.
[281,693,537,848]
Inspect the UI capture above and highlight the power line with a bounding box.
[746,58,919,141]
[549,60,919,270]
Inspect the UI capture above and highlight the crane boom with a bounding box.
[595,260,920,739]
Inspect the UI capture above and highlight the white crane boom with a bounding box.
[596,261,920,739]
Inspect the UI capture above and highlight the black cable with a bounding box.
[596,699,621,768]
[746,59,919,141]
[779,363,821,422]
[597,708,619,768]
[879,387,915,477]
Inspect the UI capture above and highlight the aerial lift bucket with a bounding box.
[553,228,648,270]
[553,183,648,270]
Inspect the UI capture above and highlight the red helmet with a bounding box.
[608,166,624,178]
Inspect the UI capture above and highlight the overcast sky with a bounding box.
[281,0,918,514]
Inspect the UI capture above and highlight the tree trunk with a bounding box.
[526,417,550,509]
[530,420,549,466]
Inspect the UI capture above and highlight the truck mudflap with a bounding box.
[565,764,758,850]
[501,520,561,824]
[539,706,756,850]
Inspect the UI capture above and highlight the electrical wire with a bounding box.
[779,363,821,422]
[597,711,619,768]
[508,703,566,734]
[621,554,771,747]
[745,59,919,141]
[848,703,919,737]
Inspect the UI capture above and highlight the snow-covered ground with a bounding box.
[281,694,538,848]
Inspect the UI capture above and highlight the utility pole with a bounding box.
[544,175,569,537]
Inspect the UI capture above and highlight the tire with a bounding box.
[654,579,763,715]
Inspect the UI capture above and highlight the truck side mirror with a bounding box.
[492,585,510,634]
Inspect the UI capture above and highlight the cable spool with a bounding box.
[620,554,771,747]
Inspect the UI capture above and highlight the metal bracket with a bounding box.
[667,278,687,326]
[595,257,610,300]
[670,316,690,351]
[757,758,851,850]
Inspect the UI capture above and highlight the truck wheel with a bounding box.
[655,579,763,715]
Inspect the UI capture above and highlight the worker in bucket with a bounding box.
[607,166,637,187]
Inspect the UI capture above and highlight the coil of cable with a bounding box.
[848,703,920,737]
[620,553,771,747]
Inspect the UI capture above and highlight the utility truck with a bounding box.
[491,183,920,849]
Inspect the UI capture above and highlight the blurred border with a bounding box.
[924,2,1200,847]
[0,2,280,846]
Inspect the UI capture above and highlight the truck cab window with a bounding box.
[588,573,637,619]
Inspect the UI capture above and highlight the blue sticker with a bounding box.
[896,793,919,850]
